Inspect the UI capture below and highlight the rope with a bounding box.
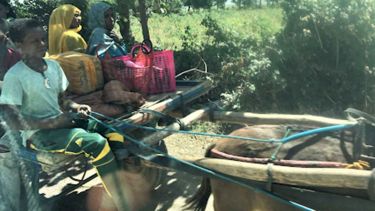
[67,159,90,184]
[270,127,291,160]
[92,111,357,145]
[88,114,313,211]
[91,111,278,143]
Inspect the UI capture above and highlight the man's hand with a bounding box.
[74,104,91,118]
[60,97,91,118]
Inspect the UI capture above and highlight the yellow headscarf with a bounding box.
[48,4,87,55]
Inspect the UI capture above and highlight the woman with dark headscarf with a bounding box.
[87,2,127,58]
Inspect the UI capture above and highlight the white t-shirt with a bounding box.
[0,59,69,144]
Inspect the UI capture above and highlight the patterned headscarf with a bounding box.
[48,4,83,55]
[88,2,111,30]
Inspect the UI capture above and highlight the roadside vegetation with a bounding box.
[130,7,283,50]
[11,0,375,116]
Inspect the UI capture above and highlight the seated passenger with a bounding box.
[87,2,127,58]
[1,18,129,210]
[48,4,87,55]
[0,25,20,83]
[0,0,20,88]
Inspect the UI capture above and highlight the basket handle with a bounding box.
[130,41,153,58]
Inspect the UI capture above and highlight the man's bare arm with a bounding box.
[59,93,91,117]
[0,104,75,130]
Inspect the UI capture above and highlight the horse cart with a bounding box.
[2,78,375,211]
[0,80,213,210]
[186,110,375,211]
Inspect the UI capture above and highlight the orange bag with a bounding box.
[49,52,104,95]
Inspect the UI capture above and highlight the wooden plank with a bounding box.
[122,80,212,125]
[193,158,371,190]
[272,184,375,211]
[203,111,356,126]
[142,107,210,145]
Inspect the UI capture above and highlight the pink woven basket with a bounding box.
[102,46,176,95]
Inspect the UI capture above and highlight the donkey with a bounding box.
[186,124,361,211]
[50,155,165,211]
[85,159,164,211]
[45,139,167,211]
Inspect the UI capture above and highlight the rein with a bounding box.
[88,113,314,211]
[91,111,357,144]
[84,110,365,211]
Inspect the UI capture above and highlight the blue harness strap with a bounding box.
[280,124,355,143]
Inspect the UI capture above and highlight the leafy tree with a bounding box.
[12,0,91,39]
[233,0,254,8]
[214,0,226,9]
[184,0,213,9]
[233,0,269,8]
[273,0,375,113]
[12,0,58,29]
[268,0,279,5]
[116,0,135,48]
[151,0,183,14]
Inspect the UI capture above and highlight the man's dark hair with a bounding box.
[8,18,41,43]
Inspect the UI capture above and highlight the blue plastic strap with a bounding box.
[280,124,355,143]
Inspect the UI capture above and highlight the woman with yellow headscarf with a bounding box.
[48,4,87,55]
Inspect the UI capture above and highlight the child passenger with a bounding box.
[0,18,129,210]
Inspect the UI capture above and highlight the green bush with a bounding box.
[13,0,58,28]
[132,8,283,112]
[175,14,284,111]
[12,0,91,39]
[274,0,375,114]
